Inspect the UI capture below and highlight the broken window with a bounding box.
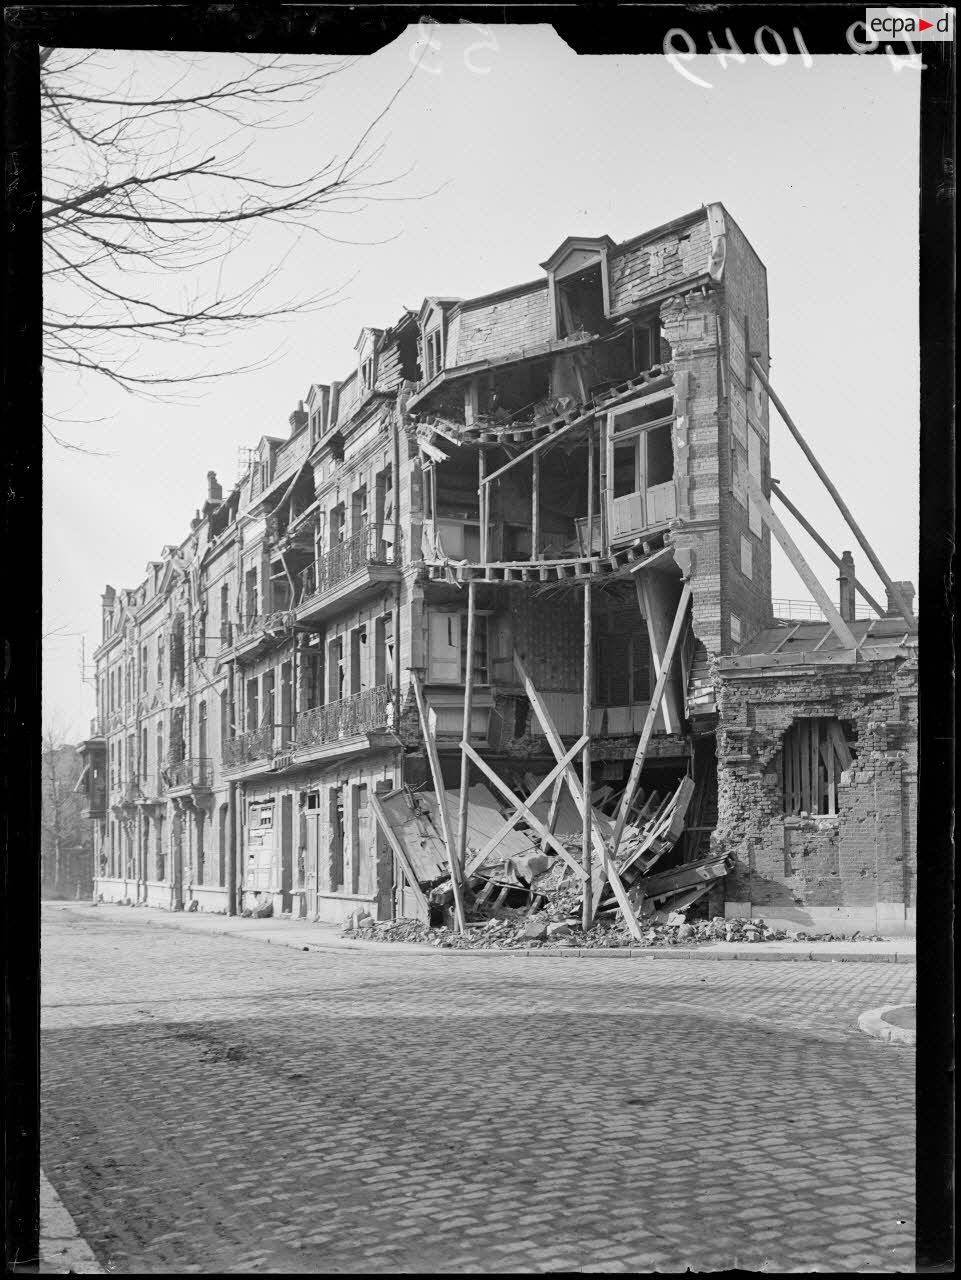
[593,633,651,707]
[780,717,854,818]
[557,262,606,338]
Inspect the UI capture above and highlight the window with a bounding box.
[427,612,489,684]
[141,644,148,691]
[781,718,854,817]
[141,728,148,781]
[424,327,443,381]
[328,636,345,702]
[330,504,346,546]
[170,615,185,688]
[593,633,651,706]
[350,625,368,695]
[351,784,369,896]
[740,536,753,580]
[329,786,345,892]
[244,568,259,624]
[361,356,374,391]
[351,486,368,536]
[246,677,260,733]
[220,582,231,647]
[198,700,207,761]
[157,635,164,684]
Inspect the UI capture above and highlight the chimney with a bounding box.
[885,580,916,620]
[289,400,308,435]
[190,509,202,531]
[101,584,116,609]
[838,550,856,623]
[207,470,222,503]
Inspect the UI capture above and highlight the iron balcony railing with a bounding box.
[239,608,293,638]
[298,524,395,605]
[222,725,276,769]
[294,684,391,750]
[163,757,213,790]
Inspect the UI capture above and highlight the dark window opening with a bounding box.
[557,263,606,338]
[646,424,674,487]
[612,439,637,499]
[781,717,856,817]
[514,696,530,738]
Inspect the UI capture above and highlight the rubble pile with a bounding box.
[340,909,874,949]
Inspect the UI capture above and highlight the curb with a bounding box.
[858,1004,917,1046]
[39,1169,103,1274]
[59,906,916,965]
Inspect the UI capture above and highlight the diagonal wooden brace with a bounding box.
[512,653,642,938]
[461,742,589,882]
[464,735,588,876]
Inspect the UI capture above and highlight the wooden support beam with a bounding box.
[465,735,588,875]
[581,579,593,931]
[750,356,915,627]
[460,742,589,881]
[456,579,478,883]
[635,573,680,734]
[611,580,693,855]
[478,447,488,563]
[744,472,858,652]
[369,793,430,919]
[512,651,641,939]
[585,422,595,557]
[512,652,607,863]
[410,672,468,934]
[547,775,564,835]
[770,483,886,618]
[532,451,540,560]
[481,408,594,487]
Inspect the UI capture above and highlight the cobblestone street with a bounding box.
[41,904,916,1273]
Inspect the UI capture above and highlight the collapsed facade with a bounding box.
[77,203,918,938]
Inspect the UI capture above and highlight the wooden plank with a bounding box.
[410,672,468,933]
[752,358,915,627]
[369,793,430,919]
[456,580,478,880]
[744,471,859,652]
[481,408,595,488]
[582,578,593,930]
[827,719,852,770]
[823,730,837,817]
[532,451,540,561]
[465,736,589,875]
[769,484,886,619]
[461,742,590,882]
[611,580,693,855]
[635,571,680,734]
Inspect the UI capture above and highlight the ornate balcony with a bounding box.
[296,525,400,623]
[162,757,213,795]
[222,725,275,771]
[294,685,392,752]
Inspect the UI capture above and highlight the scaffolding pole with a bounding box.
[581,578,593,932]
[410,671,468,934]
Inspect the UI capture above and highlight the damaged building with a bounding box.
[78,202,918,939]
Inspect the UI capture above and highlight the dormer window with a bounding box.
[361,357,374,392]
[355,328,382,400]
[540,236,615,342]
[424,327,443,381]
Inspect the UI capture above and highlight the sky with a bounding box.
[42,26,921,739]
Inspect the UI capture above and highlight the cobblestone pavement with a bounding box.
[41,904,915,1274]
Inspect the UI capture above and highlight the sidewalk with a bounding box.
[47,902,916,963]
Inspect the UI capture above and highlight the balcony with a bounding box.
[231,609,295,662]
[222,725,276,772]
[163,757,213,795]
[296,524,400,623]
[293,685,392,756]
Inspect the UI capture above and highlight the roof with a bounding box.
[719,617,918,672]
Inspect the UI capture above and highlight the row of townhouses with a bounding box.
[77,203,918,935]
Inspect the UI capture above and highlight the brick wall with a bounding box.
[609,216,713,314]
[452,285,552,365]
[713,655,918,933]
